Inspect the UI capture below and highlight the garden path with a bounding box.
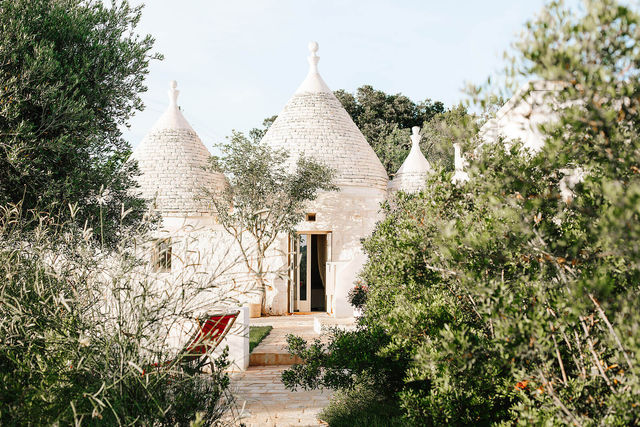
[229,314,334,426]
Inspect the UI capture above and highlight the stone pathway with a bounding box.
[231,366,332,426]
[229,314,334,426]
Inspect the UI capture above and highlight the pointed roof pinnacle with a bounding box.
[452,143,470,185]
[389,127,431,193]
[150,80,193,131]
[395,126,431,176]
[295,41,332,94]
[410,126,421,149]
[168,80,179,107]
[308,41,319,73]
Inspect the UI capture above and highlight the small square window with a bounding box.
[306,213,316,222]
[153,238,172,272]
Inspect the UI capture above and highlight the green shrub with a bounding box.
[319,376,405,427]
[284,1,640,424]
[0,205,235,425]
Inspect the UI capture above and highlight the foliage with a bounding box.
[347,283,368,309]
[283,327,410,393]
[0,205,235,425]
[249,325,273,352]
[284,1,640,425]
[0,0,160,247]
[420,105,476,172]
[335,86,464,175]
[283,327,411,425]
[204,131,336,313]
[317,377,404,427]
[248,114,277,142]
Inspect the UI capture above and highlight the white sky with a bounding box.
[124,0,551,151]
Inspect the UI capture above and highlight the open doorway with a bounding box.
[293,232,329,312]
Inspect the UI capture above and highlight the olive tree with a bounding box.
[0,0,159,247]
[204,131,336,314]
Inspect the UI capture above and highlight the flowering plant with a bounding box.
[347,282,368,309]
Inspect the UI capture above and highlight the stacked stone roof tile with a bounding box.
[131,81,226,215]
[261,43,388,191]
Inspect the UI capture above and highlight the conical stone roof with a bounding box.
[260,42,388,191]
[389,126,431,193]
[132,81,225,215]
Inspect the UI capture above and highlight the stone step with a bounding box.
[249,352,303,366]
[313,315,357,334]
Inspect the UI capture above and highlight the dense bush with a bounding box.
[284,1,640,425]
[0,205,235,425]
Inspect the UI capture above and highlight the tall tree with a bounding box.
[0,0,159,246]
[204,131,336,314]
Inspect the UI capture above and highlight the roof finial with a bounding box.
[307,41,320,74]
[168,80,179,108]
[452,143,470,184]
[294,41,331,94]
[411,126,421,148]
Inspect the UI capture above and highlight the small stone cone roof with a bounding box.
[131,81,226,215]
[260,42,388,191]
[389,127,431,193]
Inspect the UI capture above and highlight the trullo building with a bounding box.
[131,80,247,307]
[260,42,389,317]
[132,43,441,318]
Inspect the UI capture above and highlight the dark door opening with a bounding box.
[293,233,328,312]
[310,234,327,311]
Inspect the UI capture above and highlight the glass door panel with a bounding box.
[297,234,310,312]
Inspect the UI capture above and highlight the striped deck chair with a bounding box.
[182,310,240,369]
[149,310,240,373]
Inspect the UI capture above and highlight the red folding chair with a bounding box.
[146,310,240,374]
[182,310,240,366]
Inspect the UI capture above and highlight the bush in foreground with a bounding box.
[0,205,235,425]
[284,1,640,424]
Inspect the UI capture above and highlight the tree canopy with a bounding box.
[0,0,159,246]
[334,85,453,174]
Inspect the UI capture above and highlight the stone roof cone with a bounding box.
[260,42,388,190]
[131,81,226,215]
[389,126,431,193]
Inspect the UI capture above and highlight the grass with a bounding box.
[249,325,273,352]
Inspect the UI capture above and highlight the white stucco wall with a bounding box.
[266,186,386,317]
[149,214,261,311]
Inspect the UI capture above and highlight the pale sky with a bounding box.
[124,0,551,151]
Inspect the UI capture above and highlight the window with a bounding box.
[153,238,172,272]
[306,213,316,222]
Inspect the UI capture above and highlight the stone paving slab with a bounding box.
[249,314,326,367]
[223,315,334,425]
[230,365,332,426]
